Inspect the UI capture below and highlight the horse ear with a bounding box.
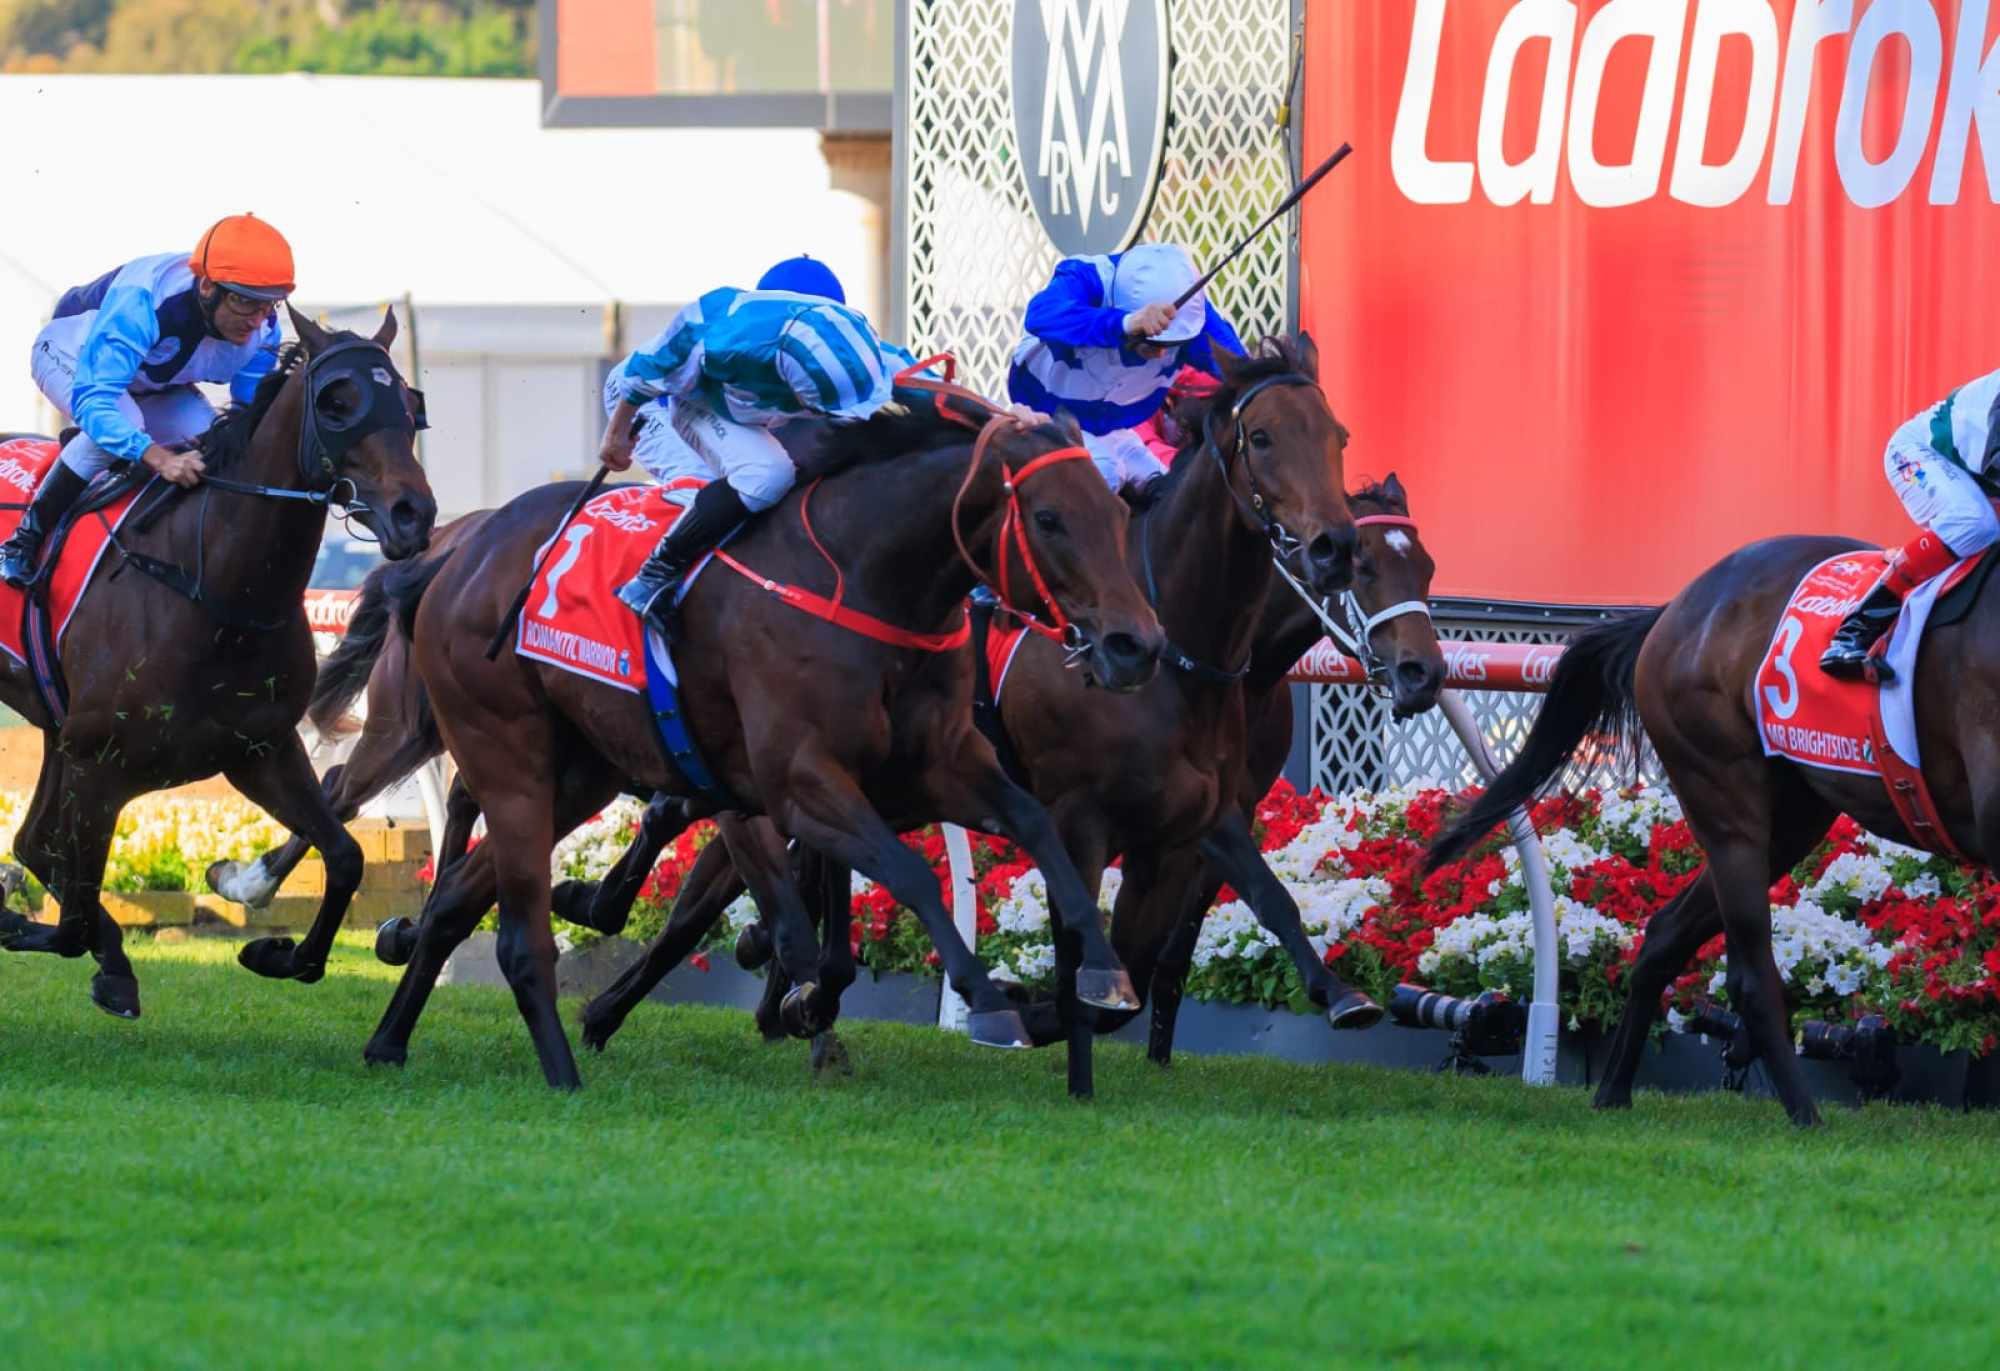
[1381,470,1407,508]
[1216,346,1253,383]
[288,305,331,358]
[1053,408,1085,445]
[374,305,399,349]
[1295,331,1320,381]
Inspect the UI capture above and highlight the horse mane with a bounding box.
[193,341,310,472]
[1348,478,1407,514]
[807,396,1077,479]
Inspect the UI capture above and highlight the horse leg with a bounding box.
[375,777,483,967]
[922,747,1138,1013]
[1199,809,1382,1028]
[713,814,831,1041]
[806,847,856,1077]
[363,839,497,1068]
[552,792,682,936]
[225,735,365,985]
[0,741,72,945]
[776,755,1028,1049]
[578,831,744,1052]
[486,790,580,1090]
[1127,855,1220,1067]
[4,770,139,1017]
[1045,818,1111,1100]
[1591,873,1720,1108]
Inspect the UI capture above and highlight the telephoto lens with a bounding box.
[1389,983,1474,1032]
[1388,985,1528,1056]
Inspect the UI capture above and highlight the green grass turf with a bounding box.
[3,937,1998,1370]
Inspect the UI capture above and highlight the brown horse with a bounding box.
[0,309,435,1016]
[1424,532,1984,1127]
[1123,477,1444,1067]
[573,343,1391,1092]
[361,395,1169,1088]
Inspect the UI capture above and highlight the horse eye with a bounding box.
[1033,509,1064,534]
[1249,429,1272,450]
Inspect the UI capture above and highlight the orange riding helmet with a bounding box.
[189,213,295,301]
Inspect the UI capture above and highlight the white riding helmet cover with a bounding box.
[1110,243,1207,345]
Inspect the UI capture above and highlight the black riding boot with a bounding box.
[1819,579,1904,683]
[616,480,752,634]
[0,462,89,590]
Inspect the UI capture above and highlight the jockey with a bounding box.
[595,257,853,503]
[1822,367,2000,681]
[597,261,901,630]
[1,214,292,589]
[1006,242,1245,495]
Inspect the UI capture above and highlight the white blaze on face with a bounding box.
[1385,530,1414,556]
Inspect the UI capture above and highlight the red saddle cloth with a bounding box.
[1755,549,1980,857]
[515,480,704,692]
[0,437,142,664]
[984,613,1030,703]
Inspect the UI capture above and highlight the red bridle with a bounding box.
[900,356,1093,644]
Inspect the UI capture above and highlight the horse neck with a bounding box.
[1141,442,1273,676]
[799,437,988,630]
[1246,586,1327,691]
[192,379,328,605]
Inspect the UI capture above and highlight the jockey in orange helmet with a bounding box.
[1,213,295,588]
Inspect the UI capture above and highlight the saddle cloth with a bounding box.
[985,612,1031,704]
[0,436,141,664]
[514,479,709,693]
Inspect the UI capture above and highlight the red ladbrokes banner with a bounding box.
[1301,1,2000,604]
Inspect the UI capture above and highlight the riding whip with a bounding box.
[1174,142,1354,308]
[484,465,611,661]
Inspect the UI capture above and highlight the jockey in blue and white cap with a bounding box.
[1007,242,1245,496]
[1,213,293,588]
[597,258,906,629]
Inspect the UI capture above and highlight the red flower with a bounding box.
[689,952,710,973]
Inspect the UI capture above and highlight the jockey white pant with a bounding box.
[29,329,213,487]
[599,370,708,504]
[669,397,795,512]
[1083,426,1168,492]
[1884,419,2000,558]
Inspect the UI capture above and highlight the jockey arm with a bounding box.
[69,280,165,465]
[1022,259,1131,349]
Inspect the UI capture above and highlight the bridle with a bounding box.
[897,357,1097,658]
[1273,512,1433,683]
[198,337,427,529]
[1200,370,1323,555]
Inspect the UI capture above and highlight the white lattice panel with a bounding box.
[1309,619,1663,796]
[900,0,1296,395]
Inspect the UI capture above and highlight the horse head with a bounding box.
[969,410,1165,693]
[1193,335,1357,595]
[284,306,437,560]
[1347,473,1444,719]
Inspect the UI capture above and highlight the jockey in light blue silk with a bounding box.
[1821,367,2000,682]
[1,213,293,588]
[596,256,907,631]
[1006,242,1245,497]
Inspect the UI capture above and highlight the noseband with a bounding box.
[1274,513,1433,683]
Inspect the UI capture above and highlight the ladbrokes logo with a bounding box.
[1392,0,1998,208]
[1011,0,1170,256]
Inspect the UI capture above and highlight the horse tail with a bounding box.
[306,551,451,733]
[1425,606,1665,870]
[307,568,396,733]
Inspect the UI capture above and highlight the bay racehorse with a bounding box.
[362,385,1171,1089]
[1425,532,1989,1126]
[0,308,435,1016]
[572,342,1390,1094]
[1123,476,1444,1067]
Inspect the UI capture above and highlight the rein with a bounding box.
[1272,512,1433,682]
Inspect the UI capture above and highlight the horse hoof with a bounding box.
[206,858,276,909]
[374,917,417,967]
[1325,991,1384,1031]
[90,972,141,1020]
[237,936,297,980]
[734,922,774,971]
[1592,1090,1633,1112]
[1074,967,1140,1013]
[579,1001,620,1053]
[779,982,830,1040]
[2,917,82,958]
[811,1030,854,1077]
[363,1039,407,1069]
[967,1008,1032,1049]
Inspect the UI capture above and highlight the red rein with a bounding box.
[707,355,1085,654]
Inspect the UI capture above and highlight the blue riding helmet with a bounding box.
[756,255,846,304]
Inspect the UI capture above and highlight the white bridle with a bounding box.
[1271,514,1432,680]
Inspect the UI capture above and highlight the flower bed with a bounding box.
[0,791,289,897]
[542,783,2000,1060]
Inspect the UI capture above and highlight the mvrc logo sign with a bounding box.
[1011,0,1170,257]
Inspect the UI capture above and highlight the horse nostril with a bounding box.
[1395,659,1433,693]
[1102,632,1147,668]
[1307,533,1339,567]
